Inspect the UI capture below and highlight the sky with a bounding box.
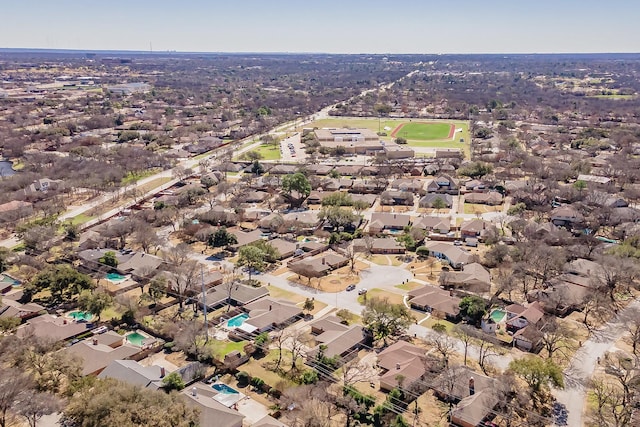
[1,0,639,54]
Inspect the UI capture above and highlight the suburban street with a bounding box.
[552,300,640,427]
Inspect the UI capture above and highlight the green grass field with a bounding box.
[308,117,470,159]
[253,144,281,160]
[392,122,452,140]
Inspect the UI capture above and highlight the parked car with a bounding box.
[346,284,356,291]
[358,288,368,295]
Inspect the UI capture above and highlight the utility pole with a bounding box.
[201,266,208,343]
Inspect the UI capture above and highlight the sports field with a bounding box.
[306,117,470,158]
[391,122,454,140]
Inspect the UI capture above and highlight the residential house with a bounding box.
[17,314,94,342]
[407,285,461,320]
[380,190,414,206]
[240,298,303,333]
[282,211,321,229]
[377,341,430,392]
[269,164,299,175]
[202,283,269,309]
[267,238,297,259]
[368,213,411,234]
[464,191,503,206]
[463,180,486,192]
[425,174,458,194]
[512,326,544,352]
[182,382,244,427]
[229,229,264,251]
[528,258,603,314]
[353,237,405,254]
[241,191,270,204]
[432,366,499,427]
[306,164,334,176]
[306,315,367,362]
[0,299,43,320]
[77,249,164,279]
[419,193,453,209]
[62,331,143,375]
[390,179,424,193]
[289,252,349,277]
[22,178,64,196]
[98,359,167,390]
[423,241,472,269]
[505,302,545,332]
[550,205,584,227]
[440,263,492,293]
[460,219,491,240]
[413,216,451,234]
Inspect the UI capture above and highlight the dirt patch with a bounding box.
[287,272,360,293]
[165,351,190,368]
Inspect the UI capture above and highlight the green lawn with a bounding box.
[67,213,96,226]
[392,122,452,140]
[208,339,247,360]
[122,169,160,185]
[395,281,424,292]
[357,288,405,306]
[252,144,281,160]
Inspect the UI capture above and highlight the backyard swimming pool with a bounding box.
[212,383,239,394]
[489,309,506,323]
[68,310,94,321]
[125,331,148,346]
[226,313,249,328]
[106,272,126,282]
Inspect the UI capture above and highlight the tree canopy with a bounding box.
[63,378,199,427]
[508,356,563,407]
[281,172,311,207]
[362,297,414,344]
[29,265,94,303]
[318,206,359,230]
[458,295,488,324]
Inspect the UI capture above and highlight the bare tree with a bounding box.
[477,337,498,375]
[132,221,163,254]
[590,378,633,427]
[453,325,474,366]
[17,390,62,427]
[539,318,575,360]
[428,332,456,368]
[0,367,34,427]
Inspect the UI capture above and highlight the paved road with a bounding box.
[552,300,640,427]
[260,263,413,314]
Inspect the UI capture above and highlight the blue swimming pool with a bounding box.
[212,383,239,394]
[106,272,126,282]
[226,313,249,328]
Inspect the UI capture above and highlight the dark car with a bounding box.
[346,284,356,291]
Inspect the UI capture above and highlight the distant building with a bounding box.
[106,82,151,95]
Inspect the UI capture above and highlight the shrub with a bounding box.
[235,371,250,387]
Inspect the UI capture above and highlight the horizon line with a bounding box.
[1,47,640,56]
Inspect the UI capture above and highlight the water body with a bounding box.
[0,161,15,177]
